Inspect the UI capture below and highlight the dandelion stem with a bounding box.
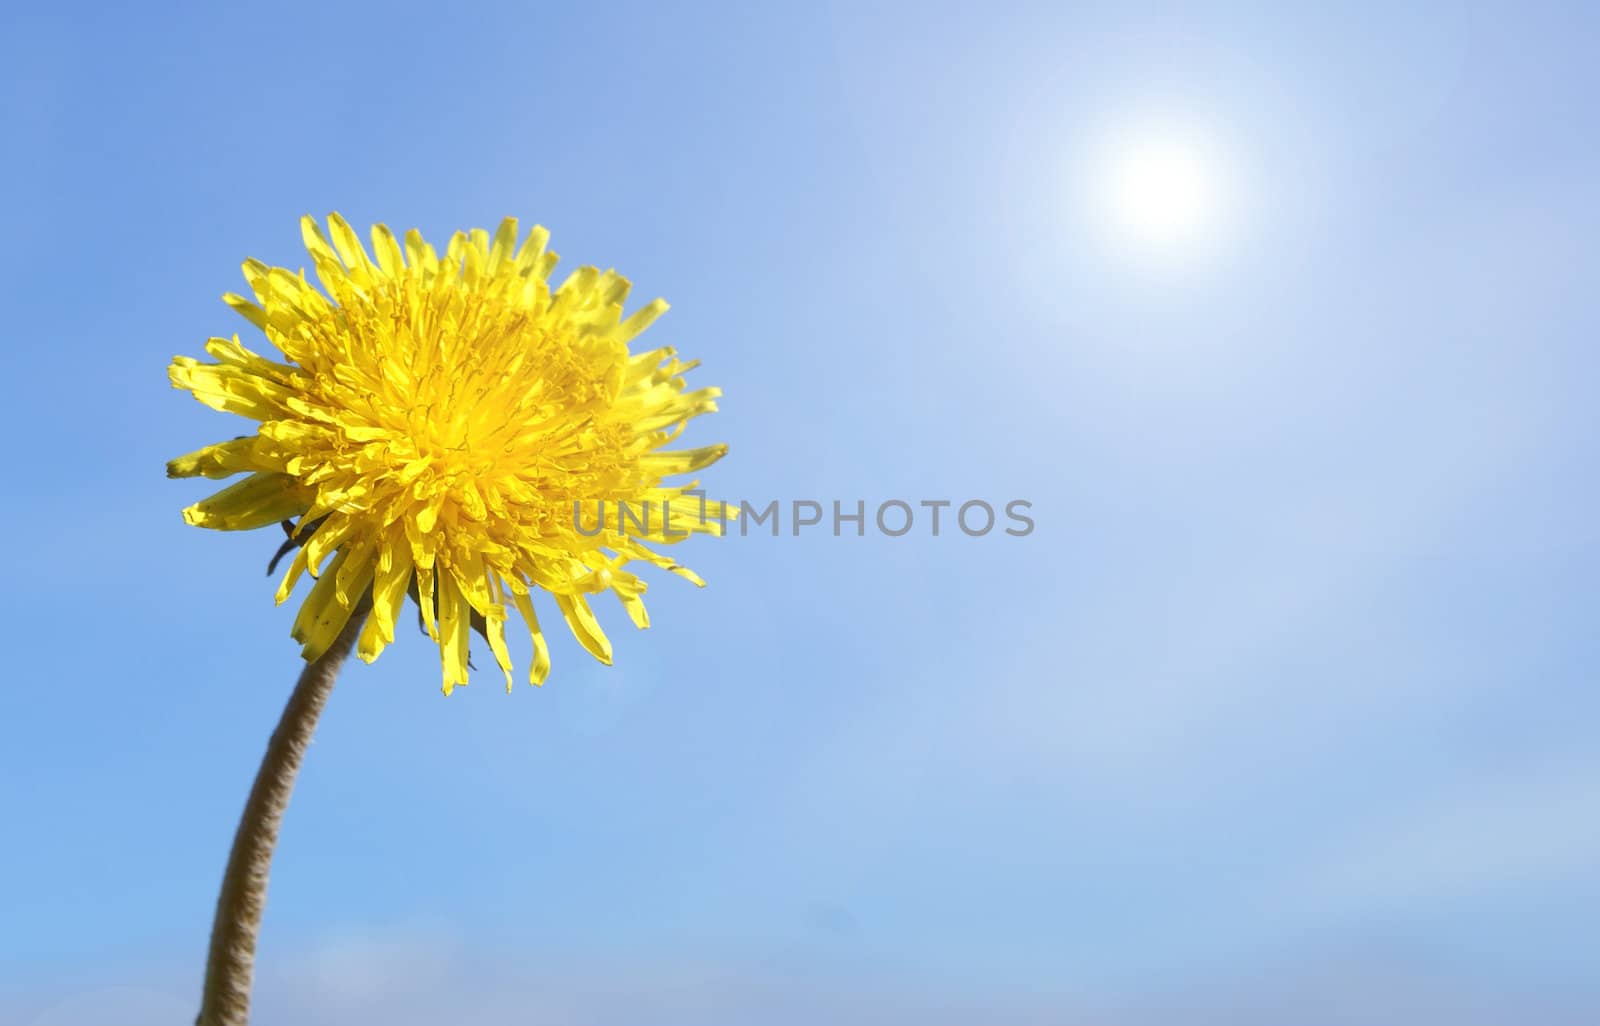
[196,602,369,1026]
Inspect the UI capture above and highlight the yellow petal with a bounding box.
[291,545,369,662]
[275,545,309,605]
[437,571,471,695]
[515,225,550,275]
[169,358,290,421]
[334,533,378,606]
[487,217,518,274]
[370,224,405,278]
[619,591,650,630]
[617,298,668,344]
[413,561,438,641]
[359,537,414,663]
[182,473,308,530]
[223,292,268,330]
[302,516,354,578]
[326,213,376,285]
[300,216,349,294]
[509,587,552,685]
[403,228,439,273]
[555,592,612,665]
[167,438,261,479]
[483,593,515,692]
[637,444,728,477]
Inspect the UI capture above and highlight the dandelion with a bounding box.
[171,215,729,1025]
[170,214,729,694]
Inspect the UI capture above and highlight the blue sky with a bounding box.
[3,1,1599,1023]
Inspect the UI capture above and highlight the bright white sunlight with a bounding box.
[1095,128,1228,254]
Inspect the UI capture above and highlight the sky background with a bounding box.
[3,1,1599,1023]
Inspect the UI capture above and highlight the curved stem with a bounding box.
[196,606,368,1026]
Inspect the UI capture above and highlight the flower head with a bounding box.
[170,215,729,694]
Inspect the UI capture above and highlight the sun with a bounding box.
[1096,131,1226,252]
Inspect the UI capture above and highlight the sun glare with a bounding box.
[1096,131,1227,254]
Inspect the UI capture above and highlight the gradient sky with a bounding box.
[3,2,1599,1023]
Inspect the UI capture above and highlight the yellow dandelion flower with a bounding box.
[168,214,730,694]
